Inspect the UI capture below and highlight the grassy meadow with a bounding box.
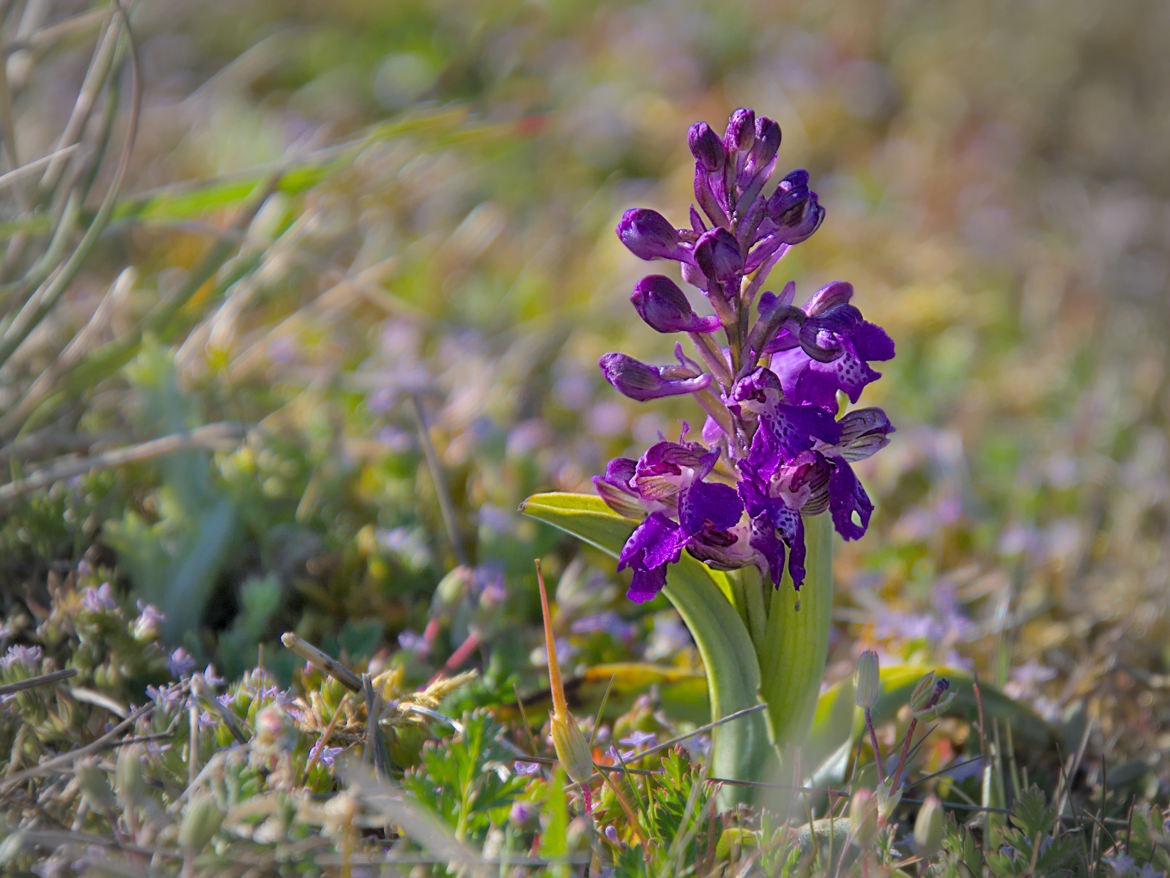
[1,0,1168,874]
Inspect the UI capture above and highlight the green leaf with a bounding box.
[520,492,772,803]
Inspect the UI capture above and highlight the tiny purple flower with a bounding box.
[397,629,430,654]
[166,647,196,678]
[81,582,116,613]
[618,729,657,750]
[513,759,542,777]
[145,682,185,711]
[201,664,225,687]
[510,801,536,823]
[308,739,344,767]
[0,644,42,671]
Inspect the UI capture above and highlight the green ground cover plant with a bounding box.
[1,0,1168,874]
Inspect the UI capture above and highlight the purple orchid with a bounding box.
[596,108,894,598]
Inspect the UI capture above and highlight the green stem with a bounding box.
[735,567,769,660]
[758,514,835,755]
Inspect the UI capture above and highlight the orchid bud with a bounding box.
[913,795,945,857]
[766,170,824,244]
[747,116,781,175]
[631,275,721,334]
[693,227,742,288]
[617,209,685,261]
[689,121,727,172]
[724,108,755,153]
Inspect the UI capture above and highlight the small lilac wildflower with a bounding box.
[596,108,894,601]
[166,647,196,678]
[617,729,657,751]
[81,582,116,612]
[509,801,536,823]
[1103,853,1135,877]
[145,682,185,711]
[605,745,631,763]
[513,759,542,777]
[308,739,344,767]
[0,644,43,671]
[397,629,430,654]
[201,664,225,687]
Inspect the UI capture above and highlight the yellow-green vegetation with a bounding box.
[1,0,1168,874]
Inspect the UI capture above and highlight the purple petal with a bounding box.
[632,275,720,334]
[593,457,646,518]
[853,322,895,362]
[827,460,873,540]
[617,209,689,262]
[679,478,742,536]
[599,352,711,402]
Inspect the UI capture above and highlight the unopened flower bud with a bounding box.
[849,788,878,849]
[254,704,293,747]
[693,228,743,289]
[689,121,727,172]
[913,794,945,857]
[910,673,955,720]
[631,275,720,334]
[854,650,880,710]
[723,108,755,153]
[617,209,686,261]
[747,117,781,174]
[178,794,224,850]
[909,672,939,714]
[874,777,902,820]
[766,170,824,244]
[77,757,115,811]
[115,744,147,807]
[132,604,164,642]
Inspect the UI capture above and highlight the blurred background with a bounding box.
[2,0,1168,777]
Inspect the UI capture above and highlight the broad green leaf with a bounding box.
[520,492,772,803]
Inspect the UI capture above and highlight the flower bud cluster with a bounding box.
[596,108,895,601]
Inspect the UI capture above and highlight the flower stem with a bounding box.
[758,514,835,756]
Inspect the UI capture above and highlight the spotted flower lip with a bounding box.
[596,107,894,594]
